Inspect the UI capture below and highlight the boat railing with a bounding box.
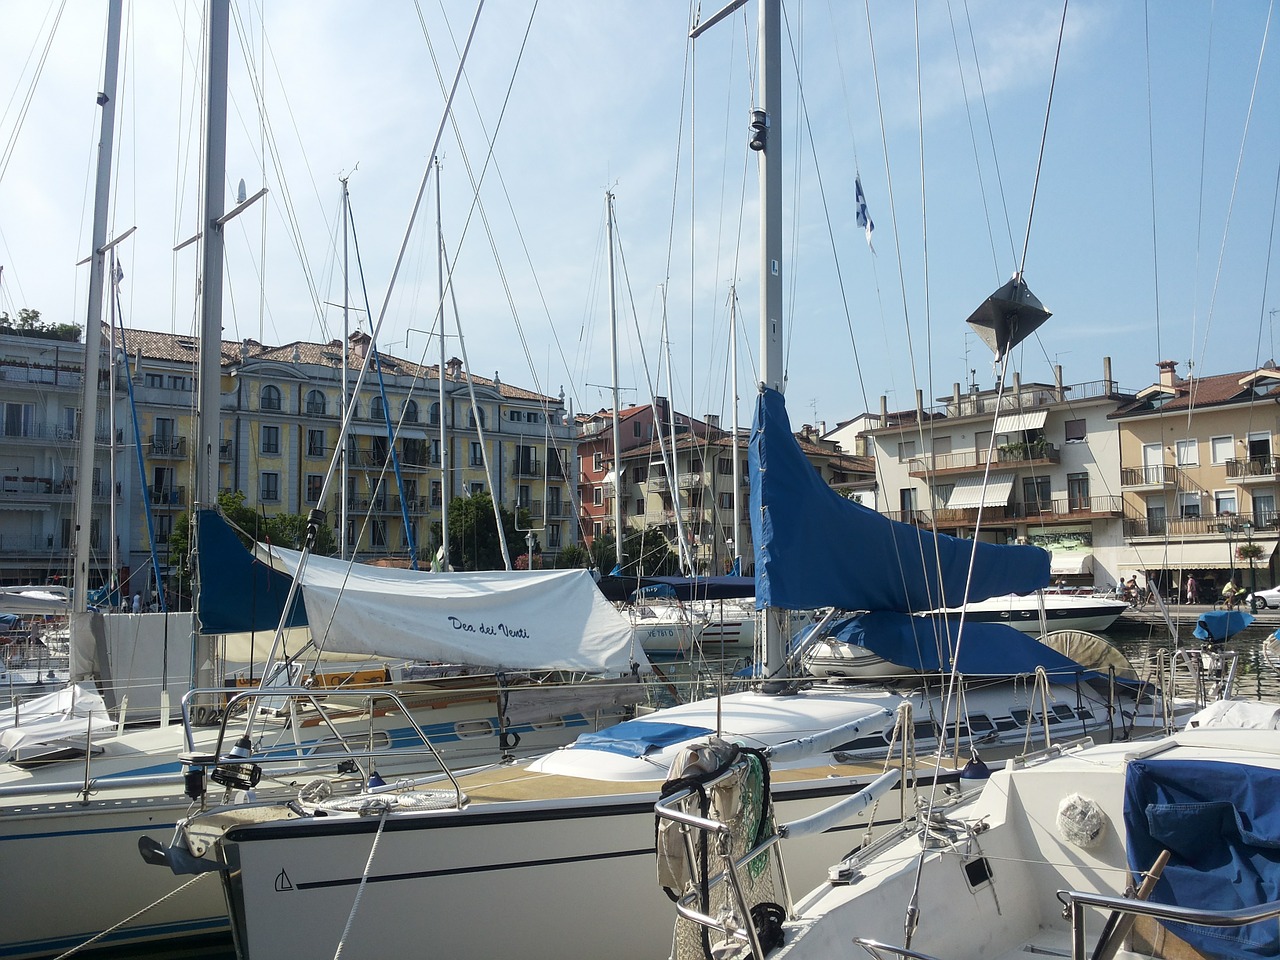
[175,685,465,810]
[1057,888,1280,960]
[852,940,944,960]
[654,738,900,960]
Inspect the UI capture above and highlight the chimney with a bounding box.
[879,395,888,427]
[915,389,923,421]
[1012,371,1022,402]
[704,413,720,431]
[1103,356,1113,394]
[446,356,463,380]
[1054,364,1063,401]
[1157,359,1178,388]
[952,382,961,406]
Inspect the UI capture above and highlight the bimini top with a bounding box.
[749,387,1050,613]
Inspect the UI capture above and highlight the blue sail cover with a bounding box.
[1192,610,1255,641]
[1125,758,1280,958]
[814,611,1104,679]
[750,387,1050,612]
[195,510,307,635]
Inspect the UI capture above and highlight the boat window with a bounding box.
[307,732,391,756]
[913,720,939,741]
[455,719,496,739]
[1011,708,1029,726]
[962,856,994,889]
[966,714,994,734]
[1051,704,1075,721]
[529,717,566,731]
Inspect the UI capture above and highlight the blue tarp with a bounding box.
[194,510,307,636]
[749,388,1050,613]
[811,612,1106,679]
[570,719,714,758]
[596,575,756,603]
[1193,610,1255,641]
[1125,758,1280,958]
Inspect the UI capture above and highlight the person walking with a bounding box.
[1185,574,1198,605]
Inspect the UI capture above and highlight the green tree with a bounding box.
[0,308,81,342]
[443,491,525,571]
[552,543,589,569]
[589,529,680,577]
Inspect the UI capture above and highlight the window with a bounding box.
[934,483,955,507]
[1178,492,1201,519]
[633,421,642,438]
[1215,491,1238,516]
[547,487,562,517]
[307,429,325,458]
[169,375,191,391]
[260,385,282,411]
[1064,419,1087,443]
[689,457,703,473]
[899,488,918,514]
[526,411,540,423]
[2,402,34,438]
[156,513,173,541]
[261,425,280,455]
[371,520,387,548]
[404,399,419,423]
[632,466,645,483]
[470,441,483,466]
[634,497,645,515]
[1067,473,1090,511]
[547,525,561,548]
[931,435,952,455]
[593,452,604,472]
[1175,439,1198,466]
[306,475,323,503]
[144,372,163,388]
[1147,497,1168,535]
[431,438,441,464]
[369,396,385,422]
[306,390,326,415]
[593,487,603,506]
[1022,476,1051,512]
[260,472,280,502]
[509,409,522,422]
[468,406,484,427]
[430,480,443,506]
[593,521,602,540]
[718,457,733,475]
[430,402,442,425]
[469,481,484,495]
[1210,435,1234,465]
[897,440,917,462]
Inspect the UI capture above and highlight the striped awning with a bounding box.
[1050,552,1093,575]
[1120,541,1278,570]
[995,409,1047,433]
[946,473,1016,510]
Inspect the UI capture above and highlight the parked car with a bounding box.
[1247,585,1280,611]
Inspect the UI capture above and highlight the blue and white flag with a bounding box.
[855,175,875,252]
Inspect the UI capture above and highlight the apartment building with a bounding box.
[1111,359,1280,597]
[862,360,1135,586]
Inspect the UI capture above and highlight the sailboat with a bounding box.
[138,9,1198,960]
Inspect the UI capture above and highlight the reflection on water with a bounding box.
[1104,619,1280,703]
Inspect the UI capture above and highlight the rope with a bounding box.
[333,807,389,960]
[51,872,211,960]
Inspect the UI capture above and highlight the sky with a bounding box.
[1,1,1279,437]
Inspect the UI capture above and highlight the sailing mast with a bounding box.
[69,0,123,687]
[693,0,785,675]
[606,191,624,574]
[729,286,742,574]
[340,176,350,560]
[436,156,450,567]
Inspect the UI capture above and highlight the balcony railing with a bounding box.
[909,443,1062,477]
[1121,465,1178,487]
[219,439,234,462]
[148,485,187,507]
[513,460,543,479]
[1226,457,1279,480]
[149,435,187,458]
[1124,513,1280,538]
[0,421,110,444]
[887,496,1124,527]
[516,499,543,520]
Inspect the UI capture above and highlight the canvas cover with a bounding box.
[749,388,1050,613]
[1125,758,1280,958]
[809,612,1107,679]
[259,545,649,676]
[195,510,307,636]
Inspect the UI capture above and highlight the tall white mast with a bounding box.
[69,0,123,684]
[729,286,742,574]
[436,157,450,566]
[606,192,625,573]
[340,176,350,560]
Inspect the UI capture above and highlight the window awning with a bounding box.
[1050,552,1093,575]
[1120,541,1277,571]
[996,409,1048,433]
[946,473,1016,510]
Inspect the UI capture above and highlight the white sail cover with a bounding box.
[258,545,649,675]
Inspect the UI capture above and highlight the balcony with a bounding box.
[888,496,1124,527]
[149,435,187,458]
[1120,465,1178,490]
[0,475,114,501]
[516,499,543,520]
[647,471,704,492]
[305,401,329,416]
[908,443,1061,479]
[1226,457,1279,483]
[148,486,187,508]
[545,500,567,519]
[513,460,543,479]
[1123,513,1280,539]
[0,421,110,445]
[219,439,234,462]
